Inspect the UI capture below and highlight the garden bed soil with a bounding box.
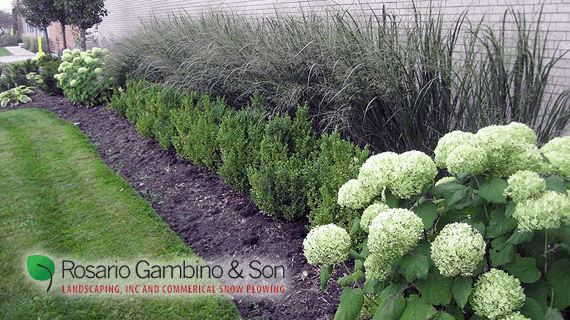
[12,91,343,320]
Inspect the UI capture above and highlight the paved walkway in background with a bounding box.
[0,46,36,64]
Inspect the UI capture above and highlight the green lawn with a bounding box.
[0,46,13,56]
[0,108,241,319]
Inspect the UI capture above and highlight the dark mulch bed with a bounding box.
[9,91,343,320]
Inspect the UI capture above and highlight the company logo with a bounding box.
[27,255,55,292]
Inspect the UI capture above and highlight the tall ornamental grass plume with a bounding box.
[107,6,570,154]
[304,122,570,320]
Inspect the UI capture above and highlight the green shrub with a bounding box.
[37,55,63,95]
[0,34,19,46]
[55,47,114,106]
[0,60,39,91]
[171,94,227,170]
[247,106,317,220]
[0,85,34,107]
[307,130,370,228]
[306,122,570,320]
[216,95,266,194]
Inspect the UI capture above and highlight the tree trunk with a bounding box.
[80,28,86,50]
[60,22,67,50]
[43,27,51,54]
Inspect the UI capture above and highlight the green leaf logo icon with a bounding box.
[27,255,55,292]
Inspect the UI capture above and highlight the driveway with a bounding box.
[0,46,37,64]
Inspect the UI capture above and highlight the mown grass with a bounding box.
[0,108,240,319]
[108,6,570,154]
[0,47,12,56]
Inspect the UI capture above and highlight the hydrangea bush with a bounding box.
[303,122,570,320]
[54,48,114,107]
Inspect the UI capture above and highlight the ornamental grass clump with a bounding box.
[470,269,525,319]
[431,222,485,277]
[305,121,569,319]
[54,47,114,106]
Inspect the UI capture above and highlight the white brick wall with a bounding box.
[98,0,570,134]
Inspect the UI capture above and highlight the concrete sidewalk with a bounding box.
[0,46,37,64]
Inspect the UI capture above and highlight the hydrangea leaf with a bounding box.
[320,264,333,292]
[400,295,436,320]
[337,269,363,286]
[506,229,534,245]
[546,259,570,310]
[524,279,548,311]
[434,311,456,320]
[490,236,515,267]
[505,255,541,283]
[396,240,430,282]
[412,201,437,229]
[545,308,564,320]
[416,272,453,306]
[520,297,546,320]
[486,207,517,238]
[373,283,406,320]
[544,176,566,194]
[478,177,508,204]
[334,287,364,320]
[451,276,472,310]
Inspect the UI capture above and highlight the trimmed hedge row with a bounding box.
[109,79,370,227]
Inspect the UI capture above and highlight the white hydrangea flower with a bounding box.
[77,67,88,74]
[360,202,390,233]
[446,144,488,176]
[389,151,437,199]
[434,131,475,168]
[368,208,424,260]
[431,223,485,277]
[473,125,542,177]
[541,136,570,178]
[513,191,570,232]
[471,269,525,319]
[337,179,375,209]
[435,176,457,186]
[506,170,546,202]
[364,254,392,281]
[303,224,351,265]
[505,122,537,145]
[498,312,531,320]
[358,152,398,193]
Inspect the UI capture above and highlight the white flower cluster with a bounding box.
[360,202,390,233]
[365,208,423,281]
[430,223,485,277]
[363,254,392,281]
[498,312,531,320]
[337,179,375,210]
[54,47,109,88]
[471,269,525,319]
[541,136,570,178]
[505,170,546,202]
[338,150,436,209]
[434,122,545,178]
[512,190,570,232]
[390,151,438,199]
[303,224,351,265]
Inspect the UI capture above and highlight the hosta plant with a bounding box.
[54,47,114,106]
[0,85,34,107]
[305,122,570,320]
